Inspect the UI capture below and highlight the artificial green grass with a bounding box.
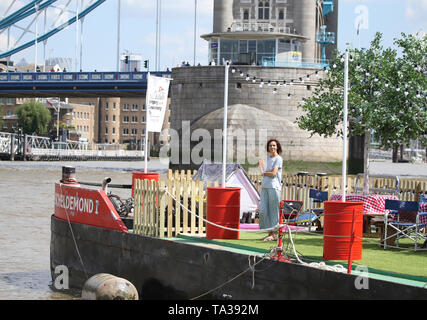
[214,231,427,279]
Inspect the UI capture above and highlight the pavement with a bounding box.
[369,160,427,178]
[1,158,426,177]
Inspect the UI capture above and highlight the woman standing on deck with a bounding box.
[258,139,283,241]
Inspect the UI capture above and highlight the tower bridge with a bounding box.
[0,71,171,98]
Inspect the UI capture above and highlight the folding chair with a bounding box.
[280,200,304,226]
[383,199,427,251]
[307,188,328,231]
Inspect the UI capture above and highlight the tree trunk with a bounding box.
[363,130,370,195]
[392,144,399,163]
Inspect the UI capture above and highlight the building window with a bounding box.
[123,103,130,111]
[243,8,249,20]
[278,9,284,20]
[123,128,129,135]
[105,102,109,110]
[105,115,109,122]
[131,128,138,136]
[113,102,116,110]
[112,127,116,135]
[7,98,14,105]
[132,104,138,111]
[131,116,138,123]
[113,115,116,122]
[105,127,108,135]
[258,1,269,20]
[123,116,129,123]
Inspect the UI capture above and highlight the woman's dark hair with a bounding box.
[266,139,282,154]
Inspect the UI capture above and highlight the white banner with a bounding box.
[146,74,171,133]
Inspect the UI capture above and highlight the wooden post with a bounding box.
[159,180,166,237]
[198,180,204,235]
[167,178,173,237]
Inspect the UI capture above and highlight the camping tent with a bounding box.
[192,160,260,219]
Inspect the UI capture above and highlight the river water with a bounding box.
[0,159,168,300]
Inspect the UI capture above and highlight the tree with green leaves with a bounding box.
[297,32,426,193]
[16,99,51,135]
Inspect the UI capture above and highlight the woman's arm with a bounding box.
[263,167,278,177]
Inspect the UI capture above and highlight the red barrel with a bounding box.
[206,187,241,240]
[132,172,159,196]
[323,200,363,261]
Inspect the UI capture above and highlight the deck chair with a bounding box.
[307,189,328,231]
[280,200,304,226]
[383,199,427,251]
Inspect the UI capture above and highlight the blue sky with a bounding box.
[1,0,426,72]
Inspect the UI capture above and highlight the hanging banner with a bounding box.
[146,73,171,133]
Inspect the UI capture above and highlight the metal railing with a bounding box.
[231,21,292,34]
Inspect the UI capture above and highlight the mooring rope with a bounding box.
[163,187,284,233]
[164,187,348,274]
[59,184,89,281]
[190,251,273,300]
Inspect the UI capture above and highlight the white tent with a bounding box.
[193,160,260,219]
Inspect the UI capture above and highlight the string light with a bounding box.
[227,61,425,105]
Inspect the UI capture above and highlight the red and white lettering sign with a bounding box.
[54,183,128,233]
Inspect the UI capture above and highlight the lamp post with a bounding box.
[342,51,349,202]
[222,59,230,188]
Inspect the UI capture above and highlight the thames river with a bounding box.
[0,159,168,300]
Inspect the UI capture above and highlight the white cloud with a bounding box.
[405,0,427,28]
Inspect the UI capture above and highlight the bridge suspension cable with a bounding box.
[0,0,106,65]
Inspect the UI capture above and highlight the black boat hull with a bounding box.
[50,215,427,300]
